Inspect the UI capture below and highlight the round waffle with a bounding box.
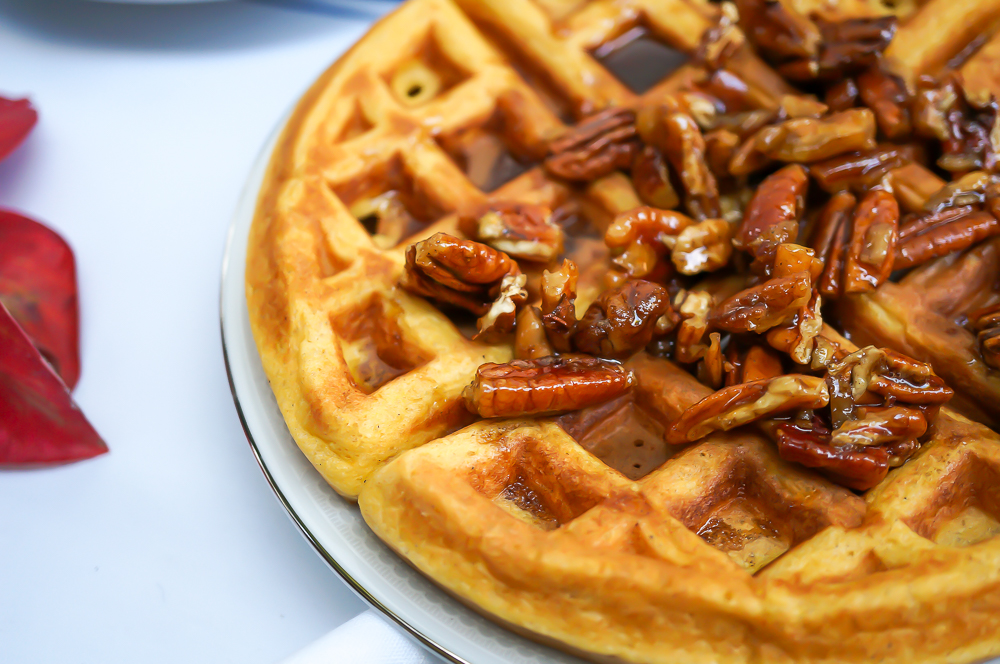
[246,0,1000,662]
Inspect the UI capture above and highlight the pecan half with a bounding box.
[922,171,1000,213]
[465,202,564,263]
[724,343,784,386]
[637,106,721,219]
[809,144,919,194]
[970,303,1000,369]
[774,421,888,490]
[766,289,822,365]
[670,218,734,275]
[574,280,672,359]
[605,206,695,282]
[545,108,640,181]
[475,272,528,341]
[666,374,829,444]
[711,272,812,333]
[815,192,856,299]
[894,209,1000,270]
[401,233,519,316]
[737,164,808,263]
[856,67,911,140]
[753,108,877,163]
[631,145,680,209]
[540,259,579,353]
[675,290,713,364]
[463,356,634,417]
[697,1,745,71]
[830,405,927,447]
[841,189,899,294]
[514,306,554,360]
[736,0,820,62]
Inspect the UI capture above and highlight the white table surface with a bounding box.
[0,2,404,662]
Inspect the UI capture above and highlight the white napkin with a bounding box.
[279,609,441,664]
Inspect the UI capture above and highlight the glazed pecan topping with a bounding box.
[970,303,1000,369]
[841,189,899,294]
[464,202,564,263]
[724,344,785,386]
[674,290,713,364]
[752,108,877,163]
[736,164,808,266]
[735,0,820,62]
[476,272,529,342]
[637,104,721,219]
[912,74,1000,174]
[922,171,1000,212]
[773,421,889,490]
[514,306,554,360]
[605,206,695,282]
[829,405,927,447]
[540,259,579,353]
[894,209,1000,270]
[809,144,920,194]
[401,233,520,316]
[631,145,680,209]
[544,108,639,181]
[711,272,812,333]
[574,280,672,359]
[463,356,634,417]
[669,218,734,275]
[766,289,822,365]
[856,67,911,140]
[666,374,829,444]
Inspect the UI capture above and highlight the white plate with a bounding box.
[220,116,587,664]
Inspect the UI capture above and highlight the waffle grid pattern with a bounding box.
[245,0,1000,661]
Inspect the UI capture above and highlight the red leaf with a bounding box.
[0,301,106,465]
[0,209,80,388]
[0,96,38,162]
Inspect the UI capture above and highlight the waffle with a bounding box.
[245,0,1000,661]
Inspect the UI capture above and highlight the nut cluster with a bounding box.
[392,0,1000,489]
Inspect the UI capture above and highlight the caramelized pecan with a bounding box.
[574,281,672,359]
[773,422,888,490]
[736,0,820,62]
[753,108,877,163]
[464,202,564,263]
[475,272,528,341]
[737,164,808,267]
[711,272,812,333]
[463,356,634,417]
[631,145,680,209]
[697,1,745,71]
[825,78,859,112]
[894,210,1000,270]
[670,218,734,275]
[969,303,1000,369]
[766,289,822,365]
[809,144,919,194]
[666,374,829,444]
[540,259,579,353]
[637,106,721,219]
[545,108,640,181]
[675,290,713,364]
[724,343,784,386]
[514,306,554,360]
[922,171,1000,212]
[856,67,911,140]
[605,206,695,282]
[830,405,927,447]
[842,189,899,294]
[401,233,519,316]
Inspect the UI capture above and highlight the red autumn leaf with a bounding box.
[0,96,38,162]
[0,209,80,388]
[0,301,106,465]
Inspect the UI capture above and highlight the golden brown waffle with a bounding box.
[246,0,1000,661]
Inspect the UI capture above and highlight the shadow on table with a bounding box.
[0,0,380,52]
